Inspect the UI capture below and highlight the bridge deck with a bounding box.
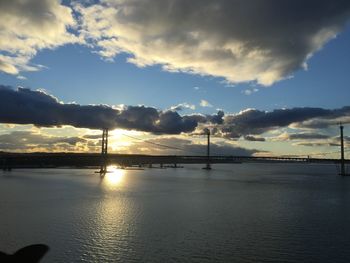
[1,153,348,169]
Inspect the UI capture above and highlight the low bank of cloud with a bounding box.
[0,85,223,134]
[215,107,350,139]
[1,85,349,140]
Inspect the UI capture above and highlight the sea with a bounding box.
[1,163,350,262]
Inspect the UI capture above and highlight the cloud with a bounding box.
[0,85,221,134]
[206,110,224,124]
[244,135,265,142]
[213,107,350,139]
[2,0,350,84]
[292,115,350,129]
[1,85,349,142]
[16,75,27,80]
[0,0,79,75]
[292,139,350,148]
[83,134,103,140]
[279,132,330,140]
[170,102,196,111]
[0,130,260,155]
[242,88,259,96]
[293,142,340,147]
[200,99,213,108]
[124,137,259,156]
[75,0,350,85]
[0,130,87,152]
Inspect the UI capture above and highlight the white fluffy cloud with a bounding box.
[200,100,213,108]
[0,0,79,74]
[76,0,350,85]
[1,1,350,85]
[170,102,196,111]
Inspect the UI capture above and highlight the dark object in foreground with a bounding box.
[0,244,49,263]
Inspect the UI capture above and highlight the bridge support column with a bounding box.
[99,128,108,175]
[339,124,348,176]
[2,157,12,172]
[203,130,212,170]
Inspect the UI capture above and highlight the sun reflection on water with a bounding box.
[91,165,132,259]
[103,165,126,189]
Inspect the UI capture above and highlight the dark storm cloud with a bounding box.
[77,0,350,85]
[0,86,219,134]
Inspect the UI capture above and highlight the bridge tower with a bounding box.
[203,129,212,170]
[339,124,347,176]
[99,128,108,175]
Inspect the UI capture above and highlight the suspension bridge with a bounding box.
[1,125,349,175]
[97,125,349,175]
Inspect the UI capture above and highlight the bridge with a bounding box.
[1,125,348,175]
[0,152,348,168]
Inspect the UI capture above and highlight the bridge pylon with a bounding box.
[99,128,108,175]
[339,124,348,176]
[203,129,212,170]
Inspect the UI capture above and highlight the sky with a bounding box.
[0,0,350,158]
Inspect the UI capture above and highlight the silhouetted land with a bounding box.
[0,244,49,263]
[0,152,348,169]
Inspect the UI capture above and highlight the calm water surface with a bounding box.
[1,163,350,262]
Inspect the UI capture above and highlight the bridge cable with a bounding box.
[121,133,204,155]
